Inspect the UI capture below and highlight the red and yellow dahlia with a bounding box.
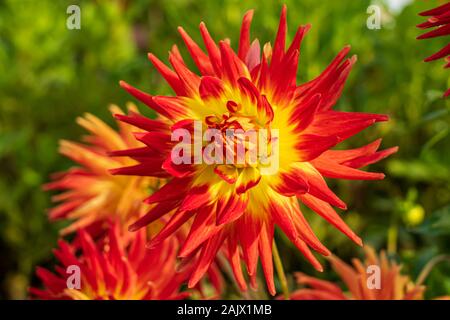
[45,104,159,235]
[113,6,397,295]
[417,1,450,97]
[30,222,189,300]
[290,246,425,300]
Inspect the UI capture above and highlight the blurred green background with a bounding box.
[0,0,449,299]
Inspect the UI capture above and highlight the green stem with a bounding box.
[416,255,450,286]
[387,223,398,254]
[273,240,290,299]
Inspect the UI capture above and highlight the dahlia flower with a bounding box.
[417,1,450,97]
[113,6,397,295]
[45,104,159,235]
[30,222,189,300]
[290,246,425,300]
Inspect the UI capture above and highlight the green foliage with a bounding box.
[0,0,448,299]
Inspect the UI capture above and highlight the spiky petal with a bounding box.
[417,2,450,97]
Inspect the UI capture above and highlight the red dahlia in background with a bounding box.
[112,5,397,295]
[30,222,190,300]
[417,1,450,97]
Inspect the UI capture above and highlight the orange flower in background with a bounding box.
[42,104,225,298]
[30,222,190,300]
[112,5,397,295]
[44,103,159,235]
[290,246,425,300]
[417,1,450,97]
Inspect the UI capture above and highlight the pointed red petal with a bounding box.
[169,52,201,96]
[271,5,287,68]
[258,221,276,295]
[342,146,398,168]
[312,157,386,180]
[179,205,222,258]
[120,81,186,119]
[148,53,186,95]
[114,112,168,132]
[227,234,248,291]
[178,26,214,75]
[237,216,261,277]
[296,163,347,209]
[319,139,382,164]
[300,194,362,246]
[199,22,222,76]
[238,10,254,60]
[219,41,248,85]
[188,232,225,288]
